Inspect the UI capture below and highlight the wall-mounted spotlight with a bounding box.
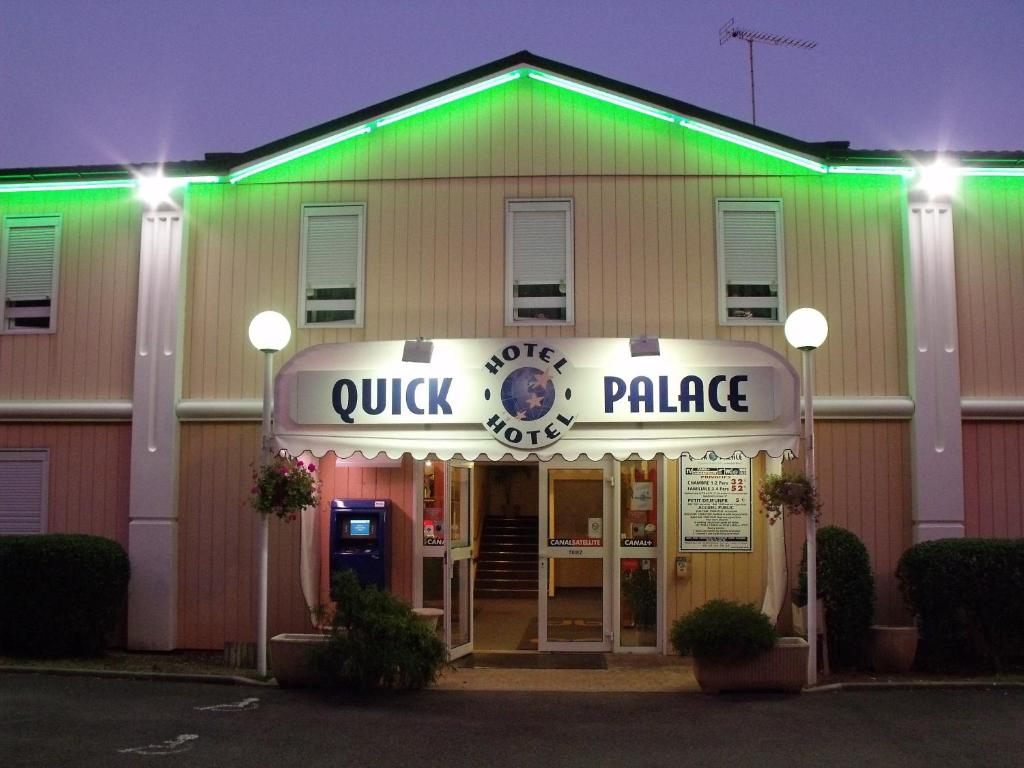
[916,159,959,200]
[629,335,661,357]
[402,337,434,363]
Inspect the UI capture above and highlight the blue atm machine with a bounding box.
[329,499,390,590]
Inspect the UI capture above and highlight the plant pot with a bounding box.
[870,625,918,673]
[270,633,331,687]
[412,607,444,632]
[693,637,808,694]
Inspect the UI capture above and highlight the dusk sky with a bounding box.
[2,0,1022,169]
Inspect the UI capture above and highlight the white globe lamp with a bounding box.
[784,307,828,351]
[248,310,291,352]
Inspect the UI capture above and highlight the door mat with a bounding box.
[517,618,604,650]
[456,652,607,670]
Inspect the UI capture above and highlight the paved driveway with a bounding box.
[1,673,1022,767]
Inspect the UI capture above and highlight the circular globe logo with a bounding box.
[500,366,555,421]
[481,341,578,450]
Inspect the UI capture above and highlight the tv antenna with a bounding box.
[719,18,816,125]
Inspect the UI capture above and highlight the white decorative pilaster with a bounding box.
[127,207,185,649]
[905,194,965,542]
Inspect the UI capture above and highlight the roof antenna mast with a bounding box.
[719,18,816,126]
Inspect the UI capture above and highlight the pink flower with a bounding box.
[297,460,305,467]
[250,486,258,494]
[308,464,316,472]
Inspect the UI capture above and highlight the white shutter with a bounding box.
[721,208,779,285]
[305,211,360,290]
[0,451,47,534]
[511,209,568,284]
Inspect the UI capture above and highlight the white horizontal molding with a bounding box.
[961,398,1024,420]
[0,400,132,421]
[807,397,914,420]
[176,399,261,421]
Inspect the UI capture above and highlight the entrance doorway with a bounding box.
[415,457,661,655]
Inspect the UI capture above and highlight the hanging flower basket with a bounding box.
[251,452,320,522]
[758,472,822,525]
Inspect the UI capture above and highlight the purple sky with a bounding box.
[2,0,1022,169]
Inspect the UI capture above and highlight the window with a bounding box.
[299,204,366,327]
[715,199,785,324]
[1,215,61,333]
[506,199,574,325]
[0,450,48,534]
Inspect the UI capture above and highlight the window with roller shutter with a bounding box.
[506,199,574,325]
[1,215,61,333]
[299,203,366,327]
[0,450,48,535]
[715,199,785,325]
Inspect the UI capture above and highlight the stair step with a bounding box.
[476,588,537,599]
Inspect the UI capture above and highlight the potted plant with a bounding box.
[251,452,320,521]
[671,599,807,694]
[758,471,822,526]
[621,567,657,629]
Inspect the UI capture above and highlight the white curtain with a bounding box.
[761,454,788,624]
[299,452,321,627]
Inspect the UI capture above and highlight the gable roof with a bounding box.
[2,50,1023,189]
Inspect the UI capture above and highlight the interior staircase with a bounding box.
[475,516,538,599]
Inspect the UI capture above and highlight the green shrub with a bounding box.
[621,568,657,628]
[0,534,130,657]
[313,570,447,690]
[795,526,875,669]
[897,538,1024,671]
[670,599,776,664]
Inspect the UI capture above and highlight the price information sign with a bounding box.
[680,454,752,552]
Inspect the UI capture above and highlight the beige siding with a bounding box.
[665,456,770,625]
[177,422,415,650]
[0,423,130,544]
[955,177,1024,395]
[963,422,1024,539]
[0,190,139,400]
[783,421,912,624]
[184,86,907,401]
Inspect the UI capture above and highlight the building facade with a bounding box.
[1,52,1021,656]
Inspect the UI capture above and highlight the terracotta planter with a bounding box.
[694,637,808,694]
[870,625,918,673]
[270,633,331,687]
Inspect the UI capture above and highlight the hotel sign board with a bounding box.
[274,338,801,461]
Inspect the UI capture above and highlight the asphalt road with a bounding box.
[2,673,1023,768]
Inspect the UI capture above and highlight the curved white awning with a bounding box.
[273,337,800,462]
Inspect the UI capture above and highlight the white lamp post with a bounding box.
[784,307,828,687]
[248,310,291,677]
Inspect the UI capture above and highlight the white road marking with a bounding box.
[194,697,260,712]
[117,733,198,755]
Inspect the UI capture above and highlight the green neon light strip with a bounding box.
[827,166,914,177]
[376,71,522,128]
[527,71,675,123]
[957,167,1024,177]
[229,125,372,183]
[0,175,221,194]
[678,118,828,172]
[0,179,136,193]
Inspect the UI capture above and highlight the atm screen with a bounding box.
[349,519,371,537]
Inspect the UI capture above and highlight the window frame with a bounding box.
[1,214,62,335]
[0,449,49,535]
[298,203,367,329]
[715,198,786,327]
[505,198,575,327]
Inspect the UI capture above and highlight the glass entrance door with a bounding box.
[538,458,612,652]
[445,461,473,660]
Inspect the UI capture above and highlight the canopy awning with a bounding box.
[273,337,800,462]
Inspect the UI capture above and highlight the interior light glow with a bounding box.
[828,166,914,177]
[0,179,136,193]
[678,118,828,172]
[916,159,959,199]
[376,71,522,128]
[527,71,675,123]
[229,125,373,183]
